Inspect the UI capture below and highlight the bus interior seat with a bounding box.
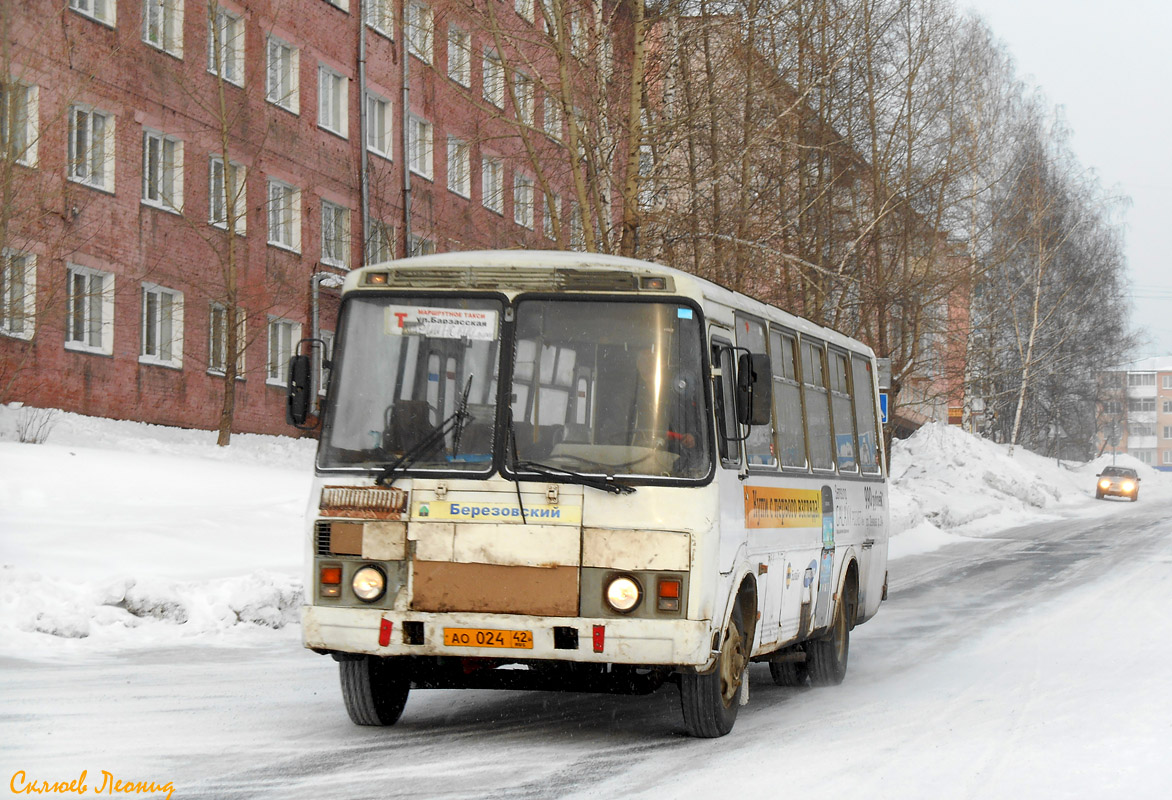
[384,400,433,453]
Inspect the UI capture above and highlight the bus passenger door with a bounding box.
[710,330,749,580]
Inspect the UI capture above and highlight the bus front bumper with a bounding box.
[302,605,715,668]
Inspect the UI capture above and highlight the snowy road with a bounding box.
[4,496,1170,800]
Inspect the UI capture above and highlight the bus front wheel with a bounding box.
[806,593,850,686]
[679,601,747,738]
[339,655,410,726]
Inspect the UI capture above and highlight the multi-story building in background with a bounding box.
[1,0,629,436]
[1098,356,1172,471]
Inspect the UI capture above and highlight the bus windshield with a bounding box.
[320,295,504,472]
[509,298,710,480]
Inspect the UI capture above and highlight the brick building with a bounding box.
[1,0,627,436]
[1098,356,1172,471]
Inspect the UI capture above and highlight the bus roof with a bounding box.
[343,250,875,359]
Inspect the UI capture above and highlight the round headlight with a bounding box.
[605,576,642,613]
[1122,481,1135,492]
[1099,479,1111,489]
[352,566,386,602]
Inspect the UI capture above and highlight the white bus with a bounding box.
[287,250,889,737]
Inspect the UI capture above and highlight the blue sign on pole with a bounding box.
[879,392,889,424]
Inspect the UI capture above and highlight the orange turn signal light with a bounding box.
[657,579,681,612]
[321,566,342,585]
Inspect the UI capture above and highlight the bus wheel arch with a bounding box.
[679,576,757,738]
[806,563,857,687]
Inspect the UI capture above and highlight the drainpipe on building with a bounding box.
[400,0,412,256]
[358,1,370,267]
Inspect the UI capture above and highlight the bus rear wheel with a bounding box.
[768,650,809,687]
[679,601,747,738]
[806,592,850,686]
[339,655,410,726]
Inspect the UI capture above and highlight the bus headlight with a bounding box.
[352,566,386,602]
[605,576,642,613]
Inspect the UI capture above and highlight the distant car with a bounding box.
[1096,466,1140,501]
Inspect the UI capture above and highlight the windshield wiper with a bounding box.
[376,376,473,487]
[510,458,636,496]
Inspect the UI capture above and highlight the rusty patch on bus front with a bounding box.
[411,562,579,617]
[320,486,408,519]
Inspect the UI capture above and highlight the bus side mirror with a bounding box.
[286,354,312,426]
[736,353,772,426]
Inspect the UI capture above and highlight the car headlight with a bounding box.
[605,576,642,613]
[1122,481,1135,492]
[1099,479,1111,489]
[352,565,386,602]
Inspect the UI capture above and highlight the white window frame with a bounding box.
[483,50,504,108]
[319,329,334,395]
[318,64,349,138]
[142,129,184,212]
[320,199,350,268]
[143,0,183,57]
[365,91,393,159]
[481,156,503,214]
[542,193,560,240]
[208,302,245,376]
[2,81,40,167]
[1164,399,1172,414]
[1,250,36,341]
[322,0,349,10]
[515,0,534,22]
[513,172,534,229]
[1164,449,1172,465]
[407,114,433,179]
[267,316,302,385]
[68,105,116,191]
[69,0,116,26]
[447,27,471,87]
[365,0,393,37]
[406,2,433,63]
[1163,375,1172,390]
[408,234,435,257]
[140,282,184,368]
[542,94,562,140]
[209,155,246,234]
[65,263,114,356]
[513,73,534,126]
[366,220,395,264]
[266,36,300,114]
[267,178,301,252]
[207,6,244,86]
[1163,426,1172,440]
[446,136,470,198]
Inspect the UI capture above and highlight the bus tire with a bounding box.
[679,600,747,738]
[768,653,808,687]
[339,655,410,726]
[807,592,850,687]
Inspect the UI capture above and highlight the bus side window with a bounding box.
[770,330,807,469]
[801,339,834,471]
[852,354,881,474]
[736,314,776,469]
[830,350,858,472]
[711,339,742,468]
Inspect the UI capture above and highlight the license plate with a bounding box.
[443,628,534,649]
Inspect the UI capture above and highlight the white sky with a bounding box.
[962,0,1172,358]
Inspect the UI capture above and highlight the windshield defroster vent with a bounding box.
[320,486,408,519]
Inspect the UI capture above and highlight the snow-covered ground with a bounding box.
[2,404,1170,798]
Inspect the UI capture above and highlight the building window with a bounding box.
[320,199,350,268]
[1163,426,1172,440]
[365,0,393,36]
[142,129,183,212]
[406,2,433,63]
[483,50,504,108]
[366,220,394,263]
[1,251,36,340]
[140,283,183,367]
[319,329,334,395]
[267,317,301,385]
[514,73,534,126]
[1131,449,1154,465]
[69,0,116,26]
[543,194,560,240]
[1132,423,1155,437]
[68,105,115,191]
[322,0,349,10]
[1164,375,1172,390]
[447,137,470,197]
[267,179,301,251]
[542,94,562,140]
[266,37,300,113]
[407,114,433,179]
[143,0,183,56]
[481,156,503,213]
[1102,400,1122,415]
[569,201,584,250]
[1164,400,1172,414]
[1,81,39,166]
[209,155,246,233]
[65,264,114,355]
[515,0,534,22]
[448,27,471,87]
[1128,398,1156,413]
[209,302,245,375]
[208,6,244,86]
[318,65,348,138]
[513,173,534,229]
[365,92,392,158]
[1127,373,1156,387]
[408,234,435,257]
[1164,450,1172,465]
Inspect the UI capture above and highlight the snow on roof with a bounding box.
[1109,355,1172,372]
